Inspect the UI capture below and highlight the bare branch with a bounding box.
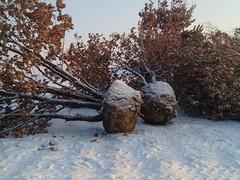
[37,53,104,99]
[56,55,102,94]
[0,113,102,124]
[0,43,24,56]
[121,67,147,85]
[31,114,102,122]
[43,87,102,103]
[0,90,102,109]
[141,59,156,83]
[2,39,104,99]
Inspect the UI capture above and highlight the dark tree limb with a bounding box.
[1,41,104,99]
[33,114,102,122]
[42,87,102,103]
[36,53,104,99]
[122,67,147,85]
[0,43,24,56]
[0,113,102,122]
[0,90,102,109]
[56,54,102,94]
[141,59,157,83]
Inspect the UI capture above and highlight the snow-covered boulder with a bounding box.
[141,81,177,125]
[102,80,142,133]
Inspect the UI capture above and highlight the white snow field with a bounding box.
[0,109,240,180]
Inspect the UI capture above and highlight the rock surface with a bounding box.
[141,81,177,125]
[102,80,142,133]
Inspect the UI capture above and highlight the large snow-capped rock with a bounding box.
[102,80,142,133]
[141,81,177,125]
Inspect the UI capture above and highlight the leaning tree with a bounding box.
[111,0,240,120]
[0,0,146,137]
[0,0,117,137]
[108,0,196,124]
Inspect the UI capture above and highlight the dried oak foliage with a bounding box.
[63,33,113,91]
[112,0,240,120]
[0,0,239,138]
[0,0,104,137]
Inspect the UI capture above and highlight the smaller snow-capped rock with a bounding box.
[141,81,177,125]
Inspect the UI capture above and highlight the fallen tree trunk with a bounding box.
[102,80,142,133]
[0,80,144,137]
[141,81,177,125]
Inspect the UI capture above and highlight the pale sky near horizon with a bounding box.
[59,0,240,44]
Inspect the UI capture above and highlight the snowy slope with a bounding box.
[0,109,240,180]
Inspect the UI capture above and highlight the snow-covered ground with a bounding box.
[0,109,240,180]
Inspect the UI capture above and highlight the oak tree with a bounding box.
[0,0,108,137]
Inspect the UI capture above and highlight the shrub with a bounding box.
[174,30,240,120]
[115,0,240,120]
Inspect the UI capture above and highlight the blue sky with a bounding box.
[59,0,240,44]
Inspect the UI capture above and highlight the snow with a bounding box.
[141,81,176,98]
[104,80,142,108]
[0,112,240,180]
